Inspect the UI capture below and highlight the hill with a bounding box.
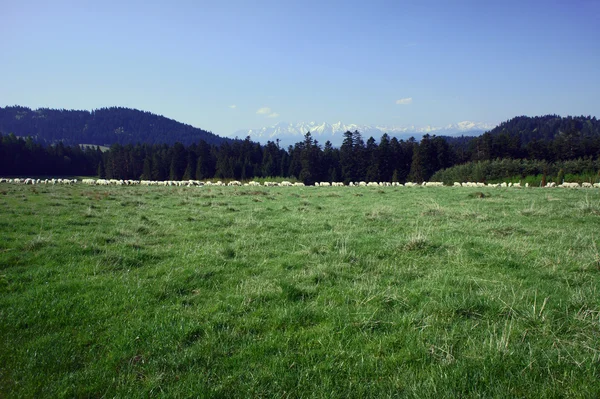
[0,106,231,146]
[448,115,600,163]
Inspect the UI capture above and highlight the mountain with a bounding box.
[232,121,495,147]
[0,106,230,146]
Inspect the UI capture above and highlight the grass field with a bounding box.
[1,184,599,398]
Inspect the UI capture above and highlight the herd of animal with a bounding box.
[1,177,599,189]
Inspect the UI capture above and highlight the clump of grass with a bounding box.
[84,206,96,218]
[404,231,429,251]
[280,282,315,302]
[135,226,150,235]
[421,199,444,216]
[366,205,393,220]
[220,246,236,259]
[578,195,600,215]
[24,235,51,251]
[468,191,490,199]
[520,201,541,216]
[489,226,524,237]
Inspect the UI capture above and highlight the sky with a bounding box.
[1,0,599,137]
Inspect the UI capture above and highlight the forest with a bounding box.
[0,106,228,146]
[1,114,599,184]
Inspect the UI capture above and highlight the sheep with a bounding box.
[594,183,600,188]
[228,180,242,186]
[559,182,579,189]
[320,182,331,187]
[582,182,592,188]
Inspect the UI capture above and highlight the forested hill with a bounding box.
[463,115,600,162]
[0,106,231,146]
[487,115,600,143]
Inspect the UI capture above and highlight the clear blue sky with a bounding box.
[1,0,599,136]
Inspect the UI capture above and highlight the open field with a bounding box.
[1,184,599,398]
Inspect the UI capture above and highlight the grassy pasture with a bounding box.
[0,184,599,398]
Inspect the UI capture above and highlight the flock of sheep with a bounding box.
[1,177,599,189]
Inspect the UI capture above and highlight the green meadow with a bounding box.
[1,184,599,398]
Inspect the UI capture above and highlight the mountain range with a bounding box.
[232,121,496,147]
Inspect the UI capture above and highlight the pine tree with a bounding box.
[141,156,152,180]
[557,168,565,184]
[97,160,106,178]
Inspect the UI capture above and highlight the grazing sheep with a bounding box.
[228,180,242,186]
[559,182,579,189]
[582,182,592,188]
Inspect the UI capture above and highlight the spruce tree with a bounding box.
[97,160,106,178]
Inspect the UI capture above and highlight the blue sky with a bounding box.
[1,0,599,136]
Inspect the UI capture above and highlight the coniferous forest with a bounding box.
[1,111,600,184]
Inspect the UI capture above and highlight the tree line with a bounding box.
[1,115,599,183]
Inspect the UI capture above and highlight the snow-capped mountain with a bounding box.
[232,121,496,147]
